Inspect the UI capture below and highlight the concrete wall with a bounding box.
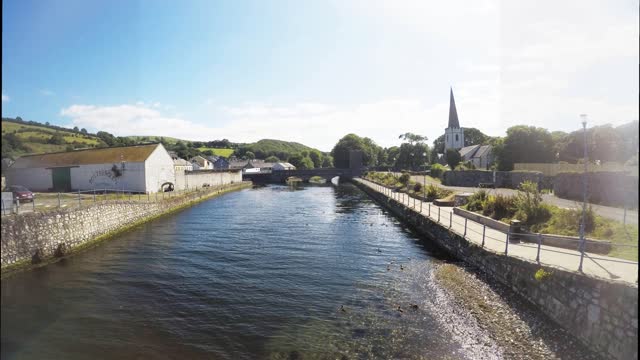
[554,172,639,208]
[182,170,242,189]
[442,170,544,189]
[1,182,251,269]
[354,180,638,360]
[6,167,53,191]
[71,162,147,192]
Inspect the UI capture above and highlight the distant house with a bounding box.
[6,143,175,193]
[190,155,213,170]
[459,145,494,169]
[205,155,219,164]
[229,159,275,173]
[173,158,193,172]
[272,162,296,171]
[213,157,229,169]
[168,151,179,160]
[229,160,248,170]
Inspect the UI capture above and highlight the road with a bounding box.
[411,175,638,225]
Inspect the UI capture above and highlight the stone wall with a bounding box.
[554,172,639,208]
[442,170,545,189]
[174,169,242,190]
[354,180,638,360]
[1,182,251,269]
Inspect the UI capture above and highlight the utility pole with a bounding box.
[578,115,588,272]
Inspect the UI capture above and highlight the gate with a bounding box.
[52,167,72,192]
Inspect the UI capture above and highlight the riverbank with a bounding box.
[433,263,601,359]
[352,178,638,360]
[1,182,252,278]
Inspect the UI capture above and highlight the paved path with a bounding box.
[410,175,638,225]
[358,178,638,284]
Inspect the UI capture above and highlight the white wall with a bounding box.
[182,170,242,189]
[445,127,465,151]
[70,162,147,192]
[144,144,176,193]
[6,167,53,191]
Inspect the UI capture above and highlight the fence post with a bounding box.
[58,192,61,208]
[15,199,19,214]
[464,218,467,237]
[438,207,441,223]
[482,225,486,247]
[93,189,96,202]
[536,233,542,263]
[33,197,36,211]
[77,190,81,207]
[449,213,452,228]
[428,203,431,217]
[505,231,510,255]
[1,200,4,216]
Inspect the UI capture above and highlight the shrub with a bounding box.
[534,268,553,281]
[512,181,551,225]
[466,190,488,212]
[413,182,422,193]
[425,184,440,201]
[482,194,515,220]
[399,173,411,185]
[430,164,446,179]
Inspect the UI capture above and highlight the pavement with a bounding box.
[410,175,638,225]
[358,178,638,285]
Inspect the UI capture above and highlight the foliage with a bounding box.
[321,155,334,168]
[512,181,552,225]
[534,268,553,282]
[245,151,256,160]
[288,153,314,169]
[445,149,461,170]
[236,139,319,163]
[398,173,411,185]
[331,133,382,168]
[432,127,492,154]
[413,182,422,193]
[493,125,555,171]
[265,155,280,163]
[465,190,488,212]
[482,194,515,221]
[429,163,447,178]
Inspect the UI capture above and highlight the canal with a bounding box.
[2,183,470,359]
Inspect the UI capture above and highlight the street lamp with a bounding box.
[578,114,588,272]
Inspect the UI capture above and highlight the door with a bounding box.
[52,167,72,192]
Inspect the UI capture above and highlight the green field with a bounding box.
[197,147,234,157]
[2,120,103,155]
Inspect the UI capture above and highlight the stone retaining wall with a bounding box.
[443,170,545,189]
[354,180,638,360]
[1,182,251,269]
[554,172,639,208]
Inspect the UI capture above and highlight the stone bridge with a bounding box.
[243,168,358,184]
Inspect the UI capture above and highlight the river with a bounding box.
[2,183,470,359]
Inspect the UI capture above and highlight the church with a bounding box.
[442,88,494,169]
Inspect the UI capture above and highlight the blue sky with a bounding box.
[2,0,639,151]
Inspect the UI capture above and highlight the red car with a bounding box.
[9,185,34,203]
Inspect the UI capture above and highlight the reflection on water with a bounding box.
[2,183,459,360]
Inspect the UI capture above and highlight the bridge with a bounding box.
[242,168,359,184]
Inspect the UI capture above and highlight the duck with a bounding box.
[410,303,419,310]
[396,305,404,313]
[377,248,382,253]
[340,305,346,313]
[400,264,404,271]
[387,265,390,271]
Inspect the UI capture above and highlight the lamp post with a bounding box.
[578,115,588,272]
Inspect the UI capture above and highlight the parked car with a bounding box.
[9,185,34,203]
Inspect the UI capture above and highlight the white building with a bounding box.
[190,155,214,170]
[6,143,175,193]
[444,88,465,151]
[272,162,296,171]
[459,145,494,169]
[173,158,193,172]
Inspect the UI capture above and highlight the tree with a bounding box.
[245,151,255,160]
[398,132,428,145]
[80,128,88,134]
[445,149,461,170]
[395,133,429,171]
[265,155,280,163]
[48,133,65,145]
[331,133,381,168]
[494,126,555,170]
[288,153,314,169]
[203,150,214,156]
[97,131,116,146]
[322,155,334,167]
[73,126,79,132]
[309,150,323,168]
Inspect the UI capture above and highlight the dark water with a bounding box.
[2,184,461,359]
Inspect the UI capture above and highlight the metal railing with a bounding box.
[1,182,249,216]
[357,178,639,276]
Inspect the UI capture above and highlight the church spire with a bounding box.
[448,87,460,129]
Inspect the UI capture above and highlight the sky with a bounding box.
[2,0,638,152]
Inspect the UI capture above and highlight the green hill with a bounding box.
[235,139,319,161]
[2,118,105,157]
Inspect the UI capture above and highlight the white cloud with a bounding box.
[1,93,8,102]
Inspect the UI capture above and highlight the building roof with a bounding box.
[448,87,460,129]
[459,144,492,161]
[229,160,249,169]
[11,144,162,169]
[173,158,191,166]
[275,162,296,168]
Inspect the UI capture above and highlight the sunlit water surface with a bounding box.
[2,183,464,359]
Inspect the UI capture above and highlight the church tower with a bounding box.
[444,87,464,151]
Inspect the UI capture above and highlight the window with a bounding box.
[455,134,458,141]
